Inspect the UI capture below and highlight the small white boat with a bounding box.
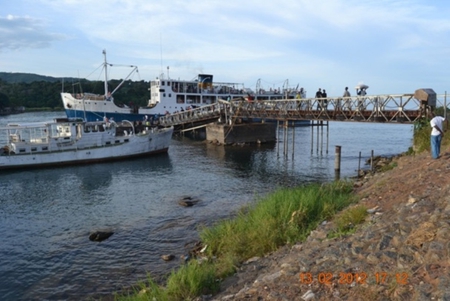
[61,51,307,123]
[0,118,173,170]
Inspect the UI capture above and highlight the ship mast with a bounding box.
[103,49,108,96]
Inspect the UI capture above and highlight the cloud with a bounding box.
[2,0,450,95]
[0,14,66,51]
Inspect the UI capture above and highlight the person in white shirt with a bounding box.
[430,112,446,159]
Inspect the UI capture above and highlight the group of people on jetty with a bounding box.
[291,86,368,111]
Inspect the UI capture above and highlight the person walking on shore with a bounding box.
[430,112,446,159]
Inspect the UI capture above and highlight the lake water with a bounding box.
[0,112,414,300]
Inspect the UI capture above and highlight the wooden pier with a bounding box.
[158,91,445,143]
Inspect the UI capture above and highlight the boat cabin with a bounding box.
[148,74,300,110]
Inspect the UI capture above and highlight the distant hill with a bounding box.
[0,72,80,84]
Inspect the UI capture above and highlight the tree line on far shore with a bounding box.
[0,73,151,111]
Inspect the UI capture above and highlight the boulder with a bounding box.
[161,254,175,261]
[178,196,200,207]
[89,231,114,242]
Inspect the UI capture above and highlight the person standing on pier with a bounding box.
[322,89,328,109]
[430,112,446,159]
[315,88,323,110]
[343,87,351,98]
[342,87,351,111]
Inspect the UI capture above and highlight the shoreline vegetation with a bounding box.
[114,110,449,301]
[117,181,358,301]
[0,107,63,116]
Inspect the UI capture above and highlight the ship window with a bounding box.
[169,93,171,97]
[161,81,165,86]
[163,93,166,97]
[115,140,120,144]
[19,149,26,153]
[167,82,170,86]
[124,139,129,142]
[159,89,165,92]
[31,147,37,151]
[106,141,111,145]
[42,147,48,151]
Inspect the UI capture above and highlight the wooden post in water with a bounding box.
[335,145,341,180]
[358,151,362,177]
[320,120,324,156]
[326,121,329,155]
[316,121,320,154]
[311,120,314,154]
[292,120,295,160]
[283,120,288,157]
[371,150,374,172]
[319,120,322,156]
[277,120,280,158]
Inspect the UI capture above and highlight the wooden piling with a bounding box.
[334,145,341,180]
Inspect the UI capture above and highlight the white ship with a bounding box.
[0,118,173,170]
[61,51,306,123]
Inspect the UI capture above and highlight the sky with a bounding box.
[1,0,450,97]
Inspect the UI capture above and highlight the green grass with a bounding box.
[165,261,219,300]
[378,161,398,172]
[117,261,218,301]
[200,181,356,268]
[115,181,356,301]
[328,205,368,238]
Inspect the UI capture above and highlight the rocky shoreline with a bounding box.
[210,150,450,300]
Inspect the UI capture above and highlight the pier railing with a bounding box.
[159,93,448,128]
[230,93,427,123]
[158,103,224,128]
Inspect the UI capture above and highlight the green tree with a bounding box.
[0,92,10,108]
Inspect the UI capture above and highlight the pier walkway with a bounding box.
[159,93,447,131]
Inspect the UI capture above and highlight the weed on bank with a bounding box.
[116,181,356,301]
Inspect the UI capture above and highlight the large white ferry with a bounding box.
[0,118,173,170]
[61,52,306,122]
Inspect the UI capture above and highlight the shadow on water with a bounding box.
[203,141,331,187]
[73,152,173,192]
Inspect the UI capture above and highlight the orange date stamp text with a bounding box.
[299,272,409,285]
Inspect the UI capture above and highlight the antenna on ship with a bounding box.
[256,79,261,94]
[160,33,164,79]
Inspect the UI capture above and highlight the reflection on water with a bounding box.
[0,113,414,300]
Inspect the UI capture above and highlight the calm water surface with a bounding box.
[0,112,413,300]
